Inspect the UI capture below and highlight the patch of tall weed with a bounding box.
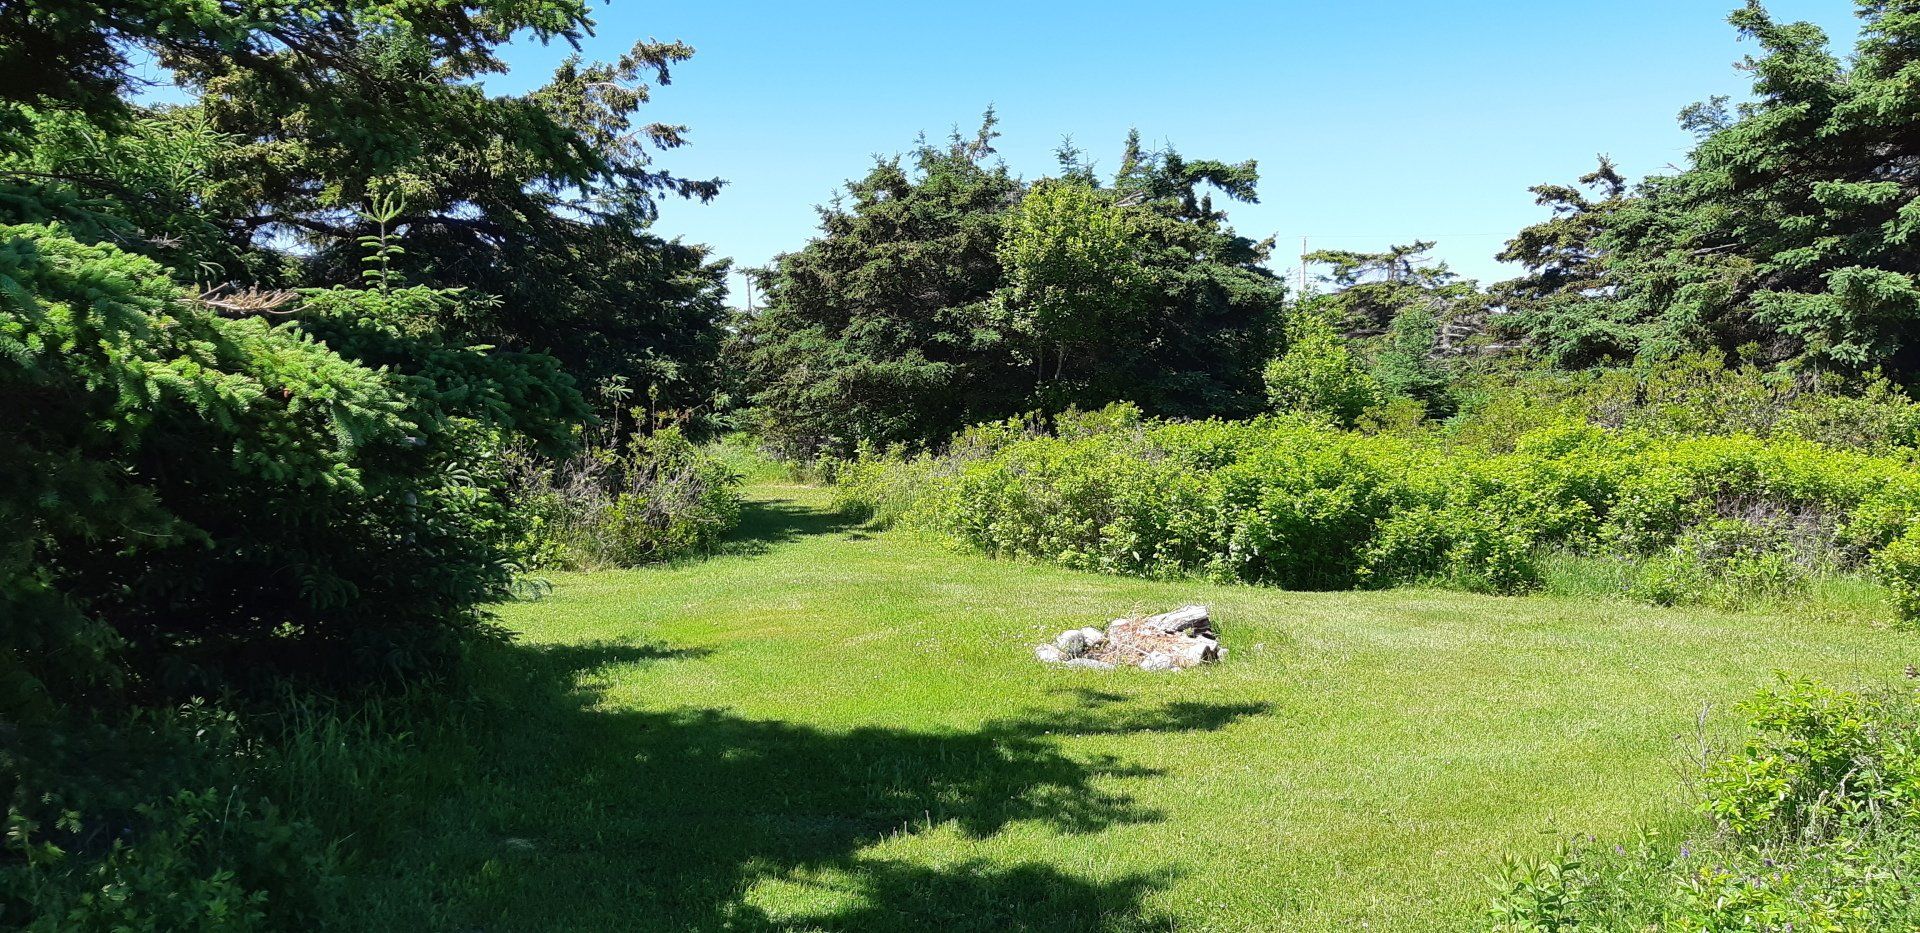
[1488,675,1920,931]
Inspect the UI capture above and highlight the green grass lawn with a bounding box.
[350,483,1916,931]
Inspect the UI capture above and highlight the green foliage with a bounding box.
[1498,2,1920,377]
[1292,240,1478,414]
[4,0,730,422]
[1625,518,1815,611]
[1702,676,1918,839]
[827,446,957,531]
[737,119,1283,459]
[7,790,285,932]
[1371,303,1452,411]
[1448,351,1920,456]
[3,702,326,931]
[1264,313,1383,426]
[994,179,1152,403]
[837,408,1920,616]
[2,684,489,932]
[735,117,1023,458]
[1874,527,1920,627]
[1489,676,1920,932]
[2,218,587,717]
[703,432,794,486]
[908,419,1540,592]
[511,425,744,570]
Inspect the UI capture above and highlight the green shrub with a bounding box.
[511,425,742,569]
[1624,519,1814,610]
[1,684,482,932]
[2,702,336,931]
[1488,677,1920,932]
[1874,528,1920,627]
[853,407,1918,613]
[1449,352,1920,456]
[1264,314,1383,427]
[1702,676,1919,839]
[824,406,1130,531]
[827,444,951,530]
[703,432,793,485]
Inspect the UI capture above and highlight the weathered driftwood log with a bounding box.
[1143,605,1212,636]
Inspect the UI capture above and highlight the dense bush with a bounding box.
[1489,676,1920,931]
[1875,529,1920,628]
[510,424,743,569]
[3,226,583,708]
[1448,352,1920,456]
[1,219,585,925]
[824,410,1058,528]
[842,404,1920,621]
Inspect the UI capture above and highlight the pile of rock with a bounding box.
[1035,606,1224,672]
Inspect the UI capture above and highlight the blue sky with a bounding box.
[492,1,1862,303]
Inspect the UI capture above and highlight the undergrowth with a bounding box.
[1489,675,1920,931]
[828,404,1919,624]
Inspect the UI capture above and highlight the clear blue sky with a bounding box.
[490,1,1862,303]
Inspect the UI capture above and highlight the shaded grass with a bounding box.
[342,484,1918,931]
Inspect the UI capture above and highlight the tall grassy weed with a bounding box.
[1488,676,1920,931]
[510,426,743,569]
[1,689,462,931]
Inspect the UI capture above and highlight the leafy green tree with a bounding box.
[1263,313,1383,425]
[994,179,1152,399]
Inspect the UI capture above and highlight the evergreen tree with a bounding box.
[738,122,1284,457]
[4,0,730,415]
[736,117,1024,456]
[1501,1,1920,377]
[1296,241,1478,413]
[1494,158,1640,367]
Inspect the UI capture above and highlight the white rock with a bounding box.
[1172,637,1221,668]
[1064,658,1115,671]
[1054,630,1089,657]
[1035,644,1067,663]
[1145,605,1211,635]
[1139,653,1175,672]
[1077,627,1108,648]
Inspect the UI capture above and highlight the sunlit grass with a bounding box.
[345,483,1917,931]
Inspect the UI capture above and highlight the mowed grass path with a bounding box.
[394,484,1915,931]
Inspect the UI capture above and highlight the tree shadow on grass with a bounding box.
[719,493,858,557]
[387,638,1270,931]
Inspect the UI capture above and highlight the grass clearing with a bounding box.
[345,483,1917,931]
